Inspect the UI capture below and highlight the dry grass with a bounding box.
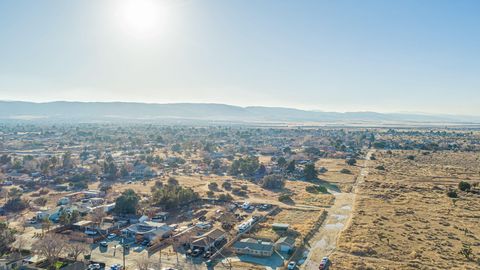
[331,150,480,270]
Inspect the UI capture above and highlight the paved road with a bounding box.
[302,151,373,270]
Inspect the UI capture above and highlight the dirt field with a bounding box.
[331,150,480,269]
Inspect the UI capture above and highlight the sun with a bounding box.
[113,0,169,40]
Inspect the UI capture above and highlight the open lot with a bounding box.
[331,150,480,269]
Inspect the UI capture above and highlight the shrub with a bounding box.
[206,190,215,198]
[458,181,471,192]
[346,158,357,166]
[232,188,247,197]
[406,155,415,160]
[208,182,218,191]
[318,167,328,173]
[222,181,232,190]
[278,194,293,204]
[33,197,47,206]
[340,168,351,174]
[375,165,385,171]
[306,185,329,194]
[260,175,285,190]
[240,185,248,190]
[218,193,234,202]
[447,190,458,198]
[4,197,28,212]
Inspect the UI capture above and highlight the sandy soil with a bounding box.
[330,150,480,270]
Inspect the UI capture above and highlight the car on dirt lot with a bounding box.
[319,257,330,270]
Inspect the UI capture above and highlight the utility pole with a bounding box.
[122,237,126,270]
[158,248,162,269]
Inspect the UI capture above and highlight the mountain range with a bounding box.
[0,101,479,125]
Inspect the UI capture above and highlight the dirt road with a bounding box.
[302,151,372,270]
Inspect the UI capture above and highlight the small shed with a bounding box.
[272,223,289,231]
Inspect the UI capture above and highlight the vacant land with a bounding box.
[331,150,480,269]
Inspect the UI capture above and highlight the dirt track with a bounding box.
[302,151,372,270]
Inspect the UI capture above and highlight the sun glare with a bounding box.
[113,0,169,40]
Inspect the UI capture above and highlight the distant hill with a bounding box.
[0,101,478,124]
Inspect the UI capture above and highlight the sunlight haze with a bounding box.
[0,0,479,115]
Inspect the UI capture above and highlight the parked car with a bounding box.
[88,264,101,270]
[100,241,108,247]
[203,250,212,259]
[288,261,297,269]
[319,257,330,270]
[107,233,117,240]
[110,264,123,270]
[191,248,202,257]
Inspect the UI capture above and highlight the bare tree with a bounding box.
[32,234,68,265]
[135,255,154,270]
[66,241,89,261]
[88,207,106,228]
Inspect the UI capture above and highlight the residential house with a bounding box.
[275,236,296,253]
[231,238,274,257]
[190,228,226,250]
[125,221,173,241]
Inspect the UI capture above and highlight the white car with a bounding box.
[287,261,297,269]
[85,230,97,235]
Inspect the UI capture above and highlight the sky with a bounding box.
[0,0,479,115]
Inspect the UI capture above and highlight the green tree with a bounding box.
[114,189,140,215]
[277,157,287,167]
[260,175,285,190]
[458,181,471,192]
[286,160,295,173]
[346,158,357,166]
[303,163,318,180]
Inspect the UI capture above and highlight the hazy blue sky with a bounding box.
[0,0,479,115]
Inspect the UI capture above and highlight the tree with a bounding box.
[260,175,285,190]
[0,222,15,255]
[4,197,28,213]
[62,151,73,169]
[286,160,295,173]
[277,157,287,168]
[228,156,259,177]
[346,158,357,166]
[222,181,232,190]
[66,242,88,261]
[303,163,318,180]
[208,182,218,191]
[218,193,233,202]
[152,185,199,210]
[458,181,471,192]
[8,187,22,198]
[114,189,140,215]
[32,234,68,266]
[167,177,179,186]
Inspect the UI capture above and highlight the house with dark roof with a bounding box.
[231,238,274,257]
[191,228,226,250]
